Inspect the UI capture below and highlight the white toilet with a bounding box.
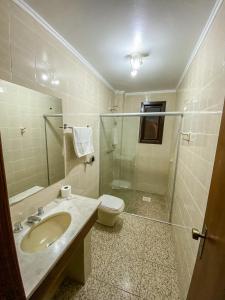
[97,194,125,227]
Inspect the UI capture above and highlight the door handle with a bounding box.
[192,228,207,240]
[192,225,208,259]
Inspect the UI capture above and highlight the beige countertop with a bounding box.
[13,194,100,299]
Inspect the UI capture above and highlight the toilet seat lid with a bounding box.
[99,194,124,211]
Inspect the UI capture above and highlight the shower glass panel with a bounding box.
[100,115,136,210]
[100,113,182,223]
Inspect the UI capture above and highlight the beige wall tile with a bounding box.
[123,92,178,195]
[172,2,225,298]
[0,0,11,80]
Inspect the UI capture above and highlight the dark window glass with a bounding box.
[139,101,166,144]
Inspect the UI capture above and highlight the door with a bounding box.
[0,134,26,300]
[0,133,26,299]
[187,102,225,300]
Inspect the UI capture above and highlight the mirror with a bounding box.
[0,79,65,205]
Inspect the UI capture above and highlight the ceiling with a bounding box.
[24,0,217,92]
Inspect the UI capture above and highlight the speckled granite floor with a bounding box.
[54,213,180,300]
[109,189,169,222]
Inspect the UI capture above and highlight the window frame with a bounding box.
[139,101,166,144]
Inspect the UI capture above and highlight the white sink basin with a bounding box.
[21,212,71,253]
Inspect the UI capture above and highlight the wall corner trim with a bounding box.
[12,0,115,93]
[176,0,224,90]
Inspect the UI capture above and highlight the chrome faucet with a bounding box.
[13,222,23,233]
[27,207,44,224]
[27,215,41,224]
[37,207,44,216]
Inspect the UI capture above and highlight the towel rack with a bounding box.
[59,124,90,129]
[106,149,115,154]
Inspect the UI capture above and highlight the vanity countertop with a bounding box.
[14,194,101,299]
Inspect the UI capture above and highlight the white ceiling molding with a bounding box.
[13,0,115,92]
[176,0,224,90]
[125,90,176,97]
[115,90,125,95]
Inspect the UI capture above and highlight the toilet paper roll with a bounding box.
[61,185,71,198]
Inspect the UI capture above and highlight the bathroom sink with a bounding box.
[21,212,71,253]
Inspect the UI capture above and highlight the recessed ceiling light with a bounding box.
[51,79,60,85]
[41,73,49,81]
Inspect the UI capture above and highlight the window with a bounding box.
[139,101,166,144]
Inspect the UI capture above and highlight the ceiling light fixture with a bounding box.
[129,53,143,78]
[130,54,143,70]
[126,52,149,78]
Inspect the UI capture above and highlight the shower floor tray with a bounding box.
[111,179,131,190]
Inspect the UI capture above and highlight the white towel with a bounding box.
[72,127,94,158]
[112,126,118,146]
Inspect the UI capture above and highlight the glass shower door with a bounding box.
[99,115,137,212]
[111,115,138,211]
[100,114,182,223]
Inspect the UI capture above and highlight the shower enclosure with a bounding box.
[100,112,183,223]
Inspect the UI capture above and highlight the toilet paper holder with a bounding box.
[84,155,95,165]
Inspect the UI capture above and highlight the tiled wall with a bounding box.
[0,0,114,222]
[122,93,178,195]
[0,79,63,198]
[171,2,225,298]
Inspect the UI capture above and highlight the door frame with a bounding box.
[0,133,26,299]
